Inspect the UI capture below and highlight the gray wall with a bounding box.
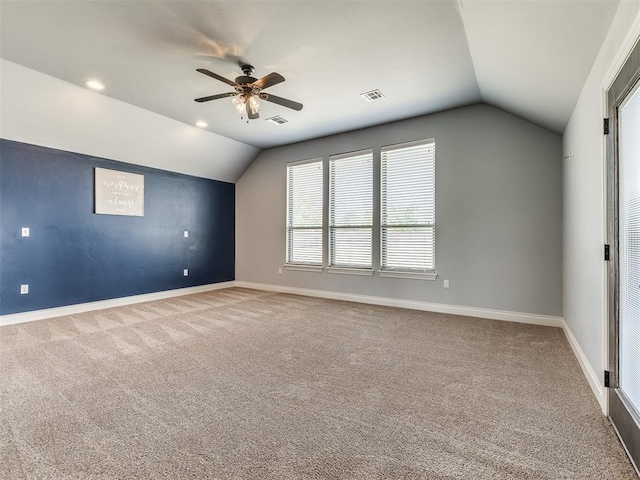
[236,104,562,317]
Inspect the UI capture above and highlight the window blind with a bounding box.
[286,159,323,265]
[329,150,373,268]
[381,139,435,272]
[618,85,640,415]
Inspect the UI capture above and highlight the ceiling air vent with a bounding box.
[361,89,384,102]
[266,115,288,125]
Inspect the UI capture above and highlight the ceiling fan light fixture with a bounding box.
[232,94,260,116]
[232,95,246,114]
[248,95,260,114]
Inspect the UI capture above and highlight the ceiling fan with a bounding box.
[194,63,303,120]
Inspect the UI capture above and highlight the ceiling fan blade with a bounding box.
[253,72,285,90]
[196,68,237,87]
[194,92,237,103]
[262,93,303,111]
[247,103,259,120]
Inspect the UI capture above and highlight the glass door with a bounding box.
[608,40,640,476]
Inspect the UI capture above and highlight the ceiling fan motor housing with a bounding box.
[235,75,257,85]
[235,65,258,90]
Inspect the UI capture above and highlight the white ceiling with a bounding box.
[0,0,619,149]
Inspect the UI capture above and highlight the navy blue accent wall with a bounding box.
[0,139,235,315]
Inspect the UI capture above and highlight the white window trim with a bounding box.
[287,157,324,168]
[284,264,324,272]
[327,266,374,276]
[381,138,434,151]
[329,148,373,162]
[378,270,437,280]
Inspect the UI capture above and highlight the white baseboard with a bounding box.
[0,281,236,327]
[561,320,606,413]
[234,281,564,328]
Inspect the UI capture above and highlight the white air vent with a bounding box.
[361,89,384,102]
[266,115,288,125]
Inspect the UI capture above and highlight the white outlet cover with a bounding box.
[20,284,29,294]
[183,269,189,276]
[184,230,189,238]
[21,227,30,237]
[444,280,450,288]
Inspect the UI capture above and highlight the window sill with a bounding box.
[327,267,374,276]
[284,264,324,272]
[378,270,438,280]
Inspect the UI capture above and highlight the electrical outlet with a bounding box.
[184,230,189,238]
[183,269,189,276]
[278,267,282,274]
[21,227,30,237]
[443,280,450,289]
[20,284,29,294]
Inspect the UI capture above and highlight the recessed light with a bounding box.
[85,80,105,91]
[195,121,208,128]
[361,89,384,102]
[266,115,288,125]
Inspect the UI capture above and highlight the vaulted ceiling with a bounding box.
[0,0,619,150]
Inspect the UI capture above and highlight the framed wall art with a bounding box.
[95,167,144,216]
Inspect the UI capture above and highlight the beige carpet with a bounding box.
[0,288,636,479]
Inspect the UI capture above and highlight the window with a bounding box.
[286,159,323,266]
[381,139,435,275]
[329,150,373,271]
[286,139,436,279]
